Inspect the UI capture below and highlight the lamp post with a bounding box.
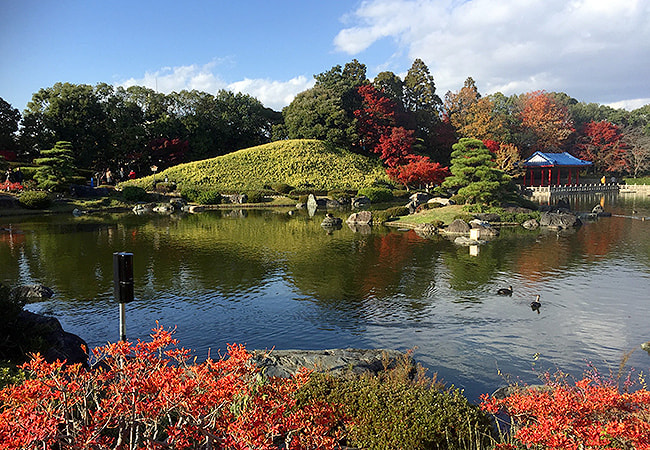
[113,252,134,341]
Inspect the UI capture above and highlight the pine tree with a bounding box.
[441,138,514,204]
[33,141,78,191]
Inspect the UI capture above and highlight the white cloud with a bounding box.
[335,0,650,104]
[606,98,650,111]
[228,76,315,111]
[121,62,228,95]
[121,64,314,111]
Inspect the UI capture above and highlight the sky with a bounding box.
[1,0,649,113]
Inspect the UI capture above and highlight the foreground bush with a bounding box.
[481,370,650,449]
[297,353,494,449]
[0,325,343,449]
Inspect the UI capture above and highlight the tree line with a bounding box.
[1,58,649,184]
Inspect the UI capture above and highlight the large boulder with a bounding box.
[539,211,582,229]
[351,196,371,209]
[414,223,439,239]
[69,184,110,198]
[346,210,372,226]
[445,219,471,234]
[251,348,412,378]
[16,310,89,366]
[469,219,499,238]
[321,213,342,228]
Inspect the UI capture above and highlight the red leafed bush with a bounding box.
[386,155,450,190]
[0,181,23,192]
[0,325,344,449]
[480,371,650,450]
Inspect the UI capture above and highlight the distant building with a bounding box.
[521,151,592,186]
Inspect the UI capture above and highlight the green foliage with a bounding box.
[327,189,352,204]
[120,186,149,202]
[463,204,540,223]
[245,191,265,204]
[124,140,389,192]
[373,206,410,223]
[181,188,222,205]
[33,141,78,192]
[297,355,493,450]
[0,364,25,390]
[270,182,294,194]
[18,190,51,209]
[357,186,394,203]
[154,182,177,193]
[442,138,515,205]
[624,177,650,185]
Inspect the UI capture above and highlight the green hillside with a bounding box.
[125,139,390,192]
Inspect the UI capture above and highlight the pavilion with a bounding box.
[520,151,592,187]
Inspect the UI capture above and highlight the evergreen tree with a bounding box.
[33,141,78,191]
[441,138,514,204]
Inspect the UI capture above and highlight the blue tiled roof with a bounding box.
[522,151,592,167]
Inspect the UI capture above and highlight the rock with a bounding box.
[641,341,650,355]
[16,310,88,366]
[321,213,342,228]
[188,205,205,213]
[409,192,431,207]
[0,193,19,209]
[414,223,438,239]
[474,213,501,223]
[428,197,452,206]
[469,219,499,238]
[232,193,248,204]
[152,204,174,214]
[556,197,571,211]
[69,184,110,198]
[325,198,341,209]
[445,219,471,234]
[539,211,582,229]
[72,208,87,216]
[346,210,372,226]
[132,203,155,215]
[454,236,484,246]
[521,219,540,230]
[352,196,371,208]
[250,348,412,378]
[169,197,186,210]
[11,284,55,302]
[592,204,604,214]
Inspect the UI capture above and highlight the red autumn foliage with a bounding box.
[576,120,628,173]
[519,90,574,155]
[481,371,650,450]
[386,155,450,189]
[0,325,344,449]
[482,139,500,154]
[0,181,23,192]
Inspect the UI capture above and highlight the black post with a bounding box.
[113,252,134,341]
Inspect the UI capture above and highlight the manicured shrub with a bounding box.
[271,182,294,194]
[298,353,494,450]
[180,187,200,203]
[374,206,410,223]
[246,191,265,203]
[358,186,394,204]
[154,181,177,193]
[18,191,51,209]
[195,190,221,205]
[120,186,148,202]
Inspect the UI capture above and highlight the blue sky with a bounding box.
[2,0,649,113]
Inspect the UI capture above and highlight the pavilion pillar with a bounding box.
[568,168,572,185]
[557,168,561,186]
[548,167,551,186]
[576,170,580,184]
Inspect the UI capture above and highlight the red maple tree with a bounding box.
[576,120,628,173]
[386,155,449,190]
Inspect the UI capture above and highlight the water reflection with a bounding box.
[1,195,650,401]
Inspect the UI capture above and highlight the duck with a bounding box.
[497,286,513,296]
[530,295,541,314]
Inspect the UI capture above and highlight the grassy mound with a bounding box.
[124,139,389,192]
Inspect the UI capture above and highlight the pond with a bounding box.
[2,193,650,402]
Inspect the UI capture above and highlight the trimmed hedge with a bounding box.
[18,191,51,209]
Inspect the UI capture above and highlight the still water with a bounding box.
[2,193,650,401]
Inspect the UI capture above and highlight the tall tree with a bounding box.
[443,77,481,136]
[372,71,405,106]
[622,125,650,177]
[575,120,627,174]
[517,90,574,156]
[0,97,20,158]
[22,83,110,169]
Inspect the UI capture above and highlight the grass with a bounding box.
[121,139,390,192]
[390,204,468,226]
